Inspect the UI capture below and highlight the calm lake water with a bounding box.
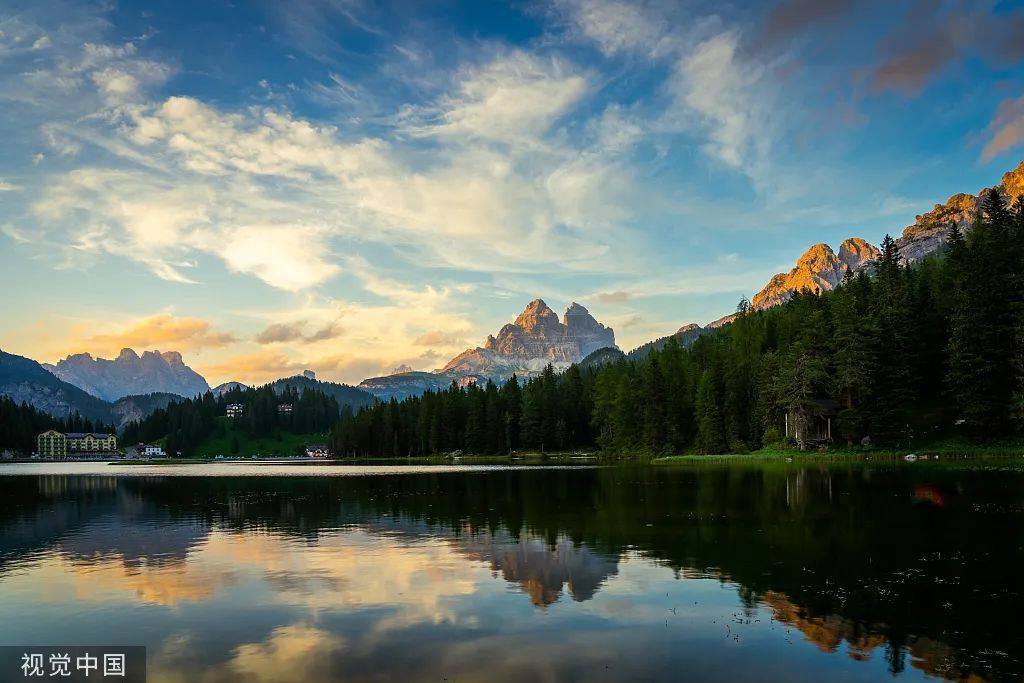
[0,460,1022,682]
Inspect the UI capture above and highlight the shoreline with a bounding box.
[3,443,1022,468]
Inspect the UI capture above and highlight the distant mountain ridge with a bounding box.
[44,348,210,401]
[211,381,248,397]
[628,323,708,359]
[1,350,373,433]
[0,349,115,423]
[267,373,374,410]
[110,392,182,429]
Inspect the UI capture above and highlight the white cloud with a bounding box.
[406,51,588,146]
[0,180,21,192]
[220,224,340,292]
[127,96,388,178]
[669,32,765,169]
[554,0,673,57]
[556,1,777,176]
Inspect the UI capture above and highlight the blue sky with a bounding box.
[1,0,1023,385]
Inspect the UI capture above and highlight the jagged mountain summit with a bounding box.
[753,238,881,310]
[647,159,1024,351]
[441,299,615,377]
[753,160,1024,312]
[44,348,210,402]
[358,299,615,400]
[895,161,1023,262]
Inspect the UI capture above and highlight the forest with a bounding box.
[122,384,341,456]
[328,189,1024,457]
[0,397,116,454]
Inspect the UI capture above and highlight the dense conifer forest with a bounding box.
[0,397,116,454]
[122,384,341,456]
[328,190,1024,457]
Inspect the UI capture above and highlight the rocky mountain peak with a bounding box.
[797,243,838,268]
[1003,160,1024,198]
[753,238,872,310]
[563,302,615,357]
[441,299,616,379]
[514,298,560,332]
[677,323,701,334]
[160,350,184,365]
[562,301,589,319]
[838,238,881,271]
[44,347,210,402]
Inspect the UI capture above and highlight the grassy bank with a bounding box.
[652,438,1024,464]
[162,417,330,458]
[102,437,1023,466]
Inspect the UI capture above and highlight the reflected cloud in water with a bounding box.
[0,465,1020,682]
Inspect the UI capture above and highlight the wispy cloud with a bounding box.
[871,4,1024,96]
[981,95,1024,163]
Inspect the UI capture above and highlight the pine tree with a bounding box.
[694,366,726,454]
[870,235,914,445]
[831,282,874,443]
[779,309,831,447]
[947,192,1019,437]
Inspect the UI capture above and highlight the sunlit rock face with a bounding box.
[837,237,881,271]
[481,299,579,364]
[896,160,1024,263]
[1002,160,1024,200]
[752,241,874,310]
[895,192,980,264]
[748,158,1024,312]
[440,299,616,378]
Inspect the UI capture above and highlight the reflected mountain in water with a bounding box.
[457,533,619,606]
[0,464,1021,681]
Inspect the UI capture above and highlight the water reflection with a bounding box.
[0,463,1021,682]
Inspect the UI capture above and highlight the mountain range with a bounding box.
[4,159,1022,413]
[1,349,184,429]
[751,160,1024,309]
[1,349,115,423]
[44,348,210,402]
[0,348,374,431]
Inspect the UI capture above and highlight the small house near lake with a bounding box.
[305,444,330,459]
[784,399,839,449]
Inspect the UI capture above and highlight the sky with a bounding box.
[1,0,1023,387]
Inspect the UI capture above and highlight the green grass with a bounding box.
[651,438,1024,465]
[183,419,329,458]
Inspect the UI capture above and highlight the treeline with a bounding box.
[330,190,1024,456]
[123,384,341,456]
[0,396,116,454]
[329,365,593,457]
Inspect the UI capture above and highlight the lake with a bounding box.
[0,460,1021,682]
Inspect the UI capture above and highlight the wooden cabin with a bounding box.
[784,399,839,449]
